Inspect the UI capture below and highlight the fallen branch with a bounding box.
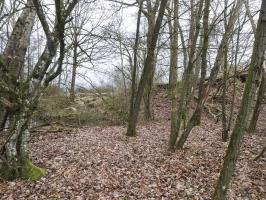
[254,144,266,161]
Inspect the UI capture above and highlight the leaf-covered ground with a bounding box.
[0,113,265,199]
[0,88,265,199]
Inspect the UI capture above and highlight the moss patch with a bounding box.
[0,163,18,180]
[20,160,46,181]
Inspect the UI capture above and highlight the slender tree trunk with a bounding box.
[213,1,266,198]
[227,19,242,133]
[175,0,210,149]
[168,0,204,150]
[221,45,229,142]
[183,28,203,129]
[143,65,155,120]
[119,41,129,111]
[178,21,188,70]
[127,0,168,136]
[221,0,229,142]
[143,16,156,121]
[127,0,143,136]
[70,41,78,102]
[244,0,256,33]
[248,68,265,132]
[169,0,179,149]
[207,0,243,91]
[181,0,198,128]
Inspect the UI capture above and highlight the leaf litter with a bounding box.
[0,104,265,200]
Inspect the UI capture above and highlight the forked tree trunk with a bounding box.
[168,0,204,150]
[1,0,77,181]
[213,1,266,198]
[0,0,36,130]
[128,0,143,136]
[183,29,203,129]
[175,0,210,149]
[127,0,168,136]
[0,99,46,180]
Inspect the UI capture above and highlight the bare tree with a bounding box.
[168,0,179,147]
[175,0,210,149]
[0,0,36,130]
[168,0,204,150]
[127,0,168,136]
[0,0,79,180]
[213,0,266,198]
[128,0,143,132]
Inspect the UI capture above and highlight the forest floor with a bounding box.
[0,90,265,200]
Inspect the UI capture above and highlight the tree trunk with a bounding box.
[1,0,78,180]
[169,0,179,150]
[70,42,78,102]
[143,70,155,120]
[143,14,156,121]
[127,0,168,136]
[168,0,204,150]
[248,69,265,132]
[221,45,229,142]
[227,19,242,134]
[0,100,46,180]
[183,28,203,129]
[175,0,210,149]
[213,1,266,198]
[207,0,243,91]
[128,0,143,136]
[0,0,36,130]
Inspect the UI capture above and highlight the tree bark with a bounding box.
[221,44,229,142]
[213,1,266,198]
[0,0,78,181]
[143,3,157,121]
[175,0,210,149]
[0,0,36,130]
[168,0,204,150]
[128,0,143,136]
[207,0,243,91]
[127,0,168,136]
[70,41,78,102]
[248,67,266,132]
[169,0,179,149]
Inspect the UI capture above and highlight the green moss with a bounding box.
[20,160,46,181]
[49,123,64,132]
[0,163,18,180]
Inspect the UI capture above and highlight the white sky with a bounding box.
[0,0,262,89]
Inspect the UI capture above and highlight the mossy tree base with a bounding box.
[21,160,46,181]
[0,160,46,181]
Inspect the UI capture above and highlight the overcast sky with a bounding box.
[0,0,262,89]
